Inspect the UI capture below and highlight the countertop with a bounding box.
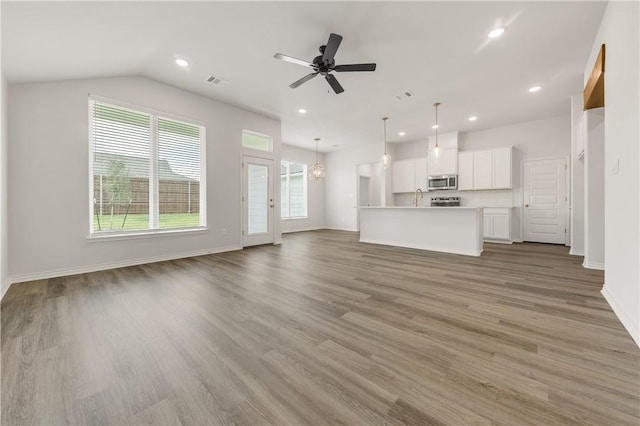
[360,206,483,210]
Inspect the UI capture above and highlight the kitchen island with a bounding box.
[359,206,484,256]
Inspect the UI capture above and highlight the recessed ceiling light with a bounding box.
[432,124,439,129]
[488,28,505,39]
[468,116,478,121]
[175,58,189,67]
[298,108,307,114]
[398,131,406,136]
[529,85,542,93]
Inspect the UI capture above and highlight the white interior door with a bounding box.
[242,156,274,247]
[523,158,567,244]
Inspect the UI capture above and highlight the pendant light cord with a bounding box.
[382,117,388,154]
[433,102,440,149]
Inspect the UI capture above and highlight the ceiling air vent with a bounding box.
[394,91,414,101]
[206,76,229,87]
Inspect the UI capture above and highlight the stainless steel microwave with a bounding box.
[427,174,457,191]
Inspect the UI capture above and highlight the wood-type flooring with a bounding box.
[2,230,638,425]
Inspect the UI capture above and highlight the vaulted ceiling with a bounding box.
[2,1,606,151]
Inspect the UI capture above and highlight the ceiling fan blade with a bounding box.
[334,63,377,72]
[289,72,318,89]
[325,74,344,94]
[273,53,313,68]
[322,33,343,65]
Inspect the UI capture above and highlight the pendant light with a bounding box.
[381,117,391,169]
[308,138,326,180]
[432,102,441,163]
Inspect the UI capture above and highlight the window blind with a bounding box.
[90,99,204,234]
[281,160,308,219]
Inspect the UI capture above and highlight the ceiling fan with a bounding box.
[274,33,376,94]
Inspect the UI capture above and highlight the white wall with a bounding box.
[584,109,605,269]
[281,144,324,233]
[391,115,571,241]
[587,1,639,347]
[325,143,392,231]
[8,76,281,281]
[1,73,8,298]
[570,94,585,256]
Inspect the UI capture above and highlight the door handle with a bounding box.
[525,204,529,207]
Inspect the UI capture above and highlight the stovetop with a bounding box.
[430,196,461,207]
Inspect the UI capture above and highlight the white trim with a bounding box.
[324,226,358,232]
[7,245,242,285]
[87,226,208,242]
[601,285,640,348]
[282,226,324,234]
[483,239,513,245]
[583,260,605,270]
[88,93,206,127]
[521,156,570,245]
[241,129,274,153]
[1,278,11,301]
[569,248,585,256]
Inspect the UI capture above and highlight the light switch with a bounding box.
[611,158,620,175]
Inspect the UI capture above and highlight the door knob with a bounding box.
[525,204,529,207]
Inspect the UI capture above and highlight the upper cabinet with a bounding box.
[427,148,458,176]
[458,146,512,191]
[414,157,428,191]
[392,157,428,193]
[458,151,474,190]
[492,147,512,189]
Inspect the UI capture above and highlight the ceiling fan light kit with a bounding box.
[274,33,377,94]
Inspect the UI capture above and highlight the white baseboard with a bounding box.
[583,260,605,270]
[602,285,640,348]
[7,245,242,285]
[1,277,10,302]
[282,226,324,234]
[324,226,358,232]
[483,239,513,245]
[569,248,584,256]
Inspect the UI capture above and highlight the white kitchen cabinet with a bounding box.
[458,151,474,190]
[392,158,428,193]
[473,150,493,190]
[458,146,512,190]
[492,147,512,189]
[428,148,458,176]
[414,157,428,190]
[484,207,512,242]
[392,159,415,193]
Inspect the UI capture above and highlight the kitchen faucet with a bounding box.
[413,188,424,207]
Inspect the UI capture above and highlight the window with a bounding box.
[89,98,205,235]
[242,130,272,152]
[281,160,307,219]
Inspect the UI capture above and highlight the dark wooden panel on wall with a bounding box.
[584,44,605,110]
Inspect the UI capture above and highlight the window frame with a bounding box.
[88,95,207,239]
[242,129,273,152]
[280,159,308,220]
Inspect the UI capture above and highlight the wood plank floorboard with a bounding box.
[1,230,638,425]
